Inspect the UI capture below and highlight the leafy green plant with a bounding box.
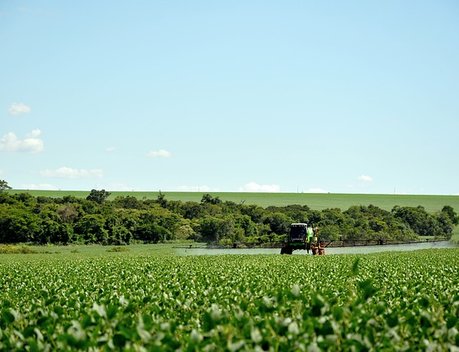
[0,249,458,350]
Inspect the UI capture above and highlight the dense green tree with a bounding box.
[175,219,196,240]
[113,196,143,209]
[236,215,258,237]
[306,209,322,225]
[147,206,182,237]
[156,191,168,208]
[318,225,341,241]
[197,216,237,243]
[240,204,265,223]
[104,213,132,245]
[0,180,12,192]
[57,204,81,223]
[435,212,454,239]
[181,201,203,220]
[319,208,346,227]
[441,205,459,225]
[0,191,456,246]
[61,195,80,204]
[0,193,17,205]
[80,199,100,214]
[278,204,310,223]
[86,189,111,204]
[116,209,139,235]
[0,205,41,243]
[75,214,108,244]
[201,193,222,205]
[35,196,53,204]
[12,193,36,206]
[392,206,440,236]
[135,222,170,243]
[39,210,72,244]
[263,212,292,235]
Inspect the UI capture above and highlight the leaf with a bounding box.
[291,284,301,298]
[1,310,15,324]
[351,258,360,276]
[357,279,378,301]
[112,333,127,348]
[250,328,262,343]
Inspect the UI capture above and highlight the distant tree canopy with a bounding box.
[86,189,111,204]
[0,191,456,245]
[201,193,222,205]
[0,180,12,192]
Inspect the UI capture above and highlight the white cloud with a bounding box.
[40,167,103,179]
[239,182,281,193]
[358,175,373,183]
[9,102,31,116]
[105,146,116,153]
[147,149,172,158]
[307,187,328,193]
[22,183,59,190]
[0,129,44,153]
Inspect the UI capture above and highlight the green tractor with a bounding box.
[280,223,311,255]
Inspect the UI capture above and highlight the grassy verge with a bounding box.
[0,243,178,263]
[0,245,38,254]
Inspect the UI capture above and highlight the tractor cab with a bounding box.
[289,223,308,242]
[280,223,310,254]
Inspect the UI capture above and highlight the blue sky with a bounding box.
[1,1,458,194]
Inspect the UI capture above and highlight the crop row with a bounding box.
[1,249,458,351]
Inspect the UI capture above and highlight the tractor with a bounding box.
[280,223,311,255]
[280,223,331,255]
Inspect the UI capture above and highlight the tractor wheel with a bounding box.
[280,246,293,255]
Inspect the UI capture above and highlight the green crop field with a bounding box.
[9,190,459,213]
[1,248,458,350]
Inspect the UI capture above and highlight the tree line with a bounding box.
[0,189,457,246]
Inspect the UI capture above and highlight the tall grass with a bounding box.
[0,245,37,254]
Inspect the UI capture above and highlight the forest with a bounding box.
[0,190,457,246]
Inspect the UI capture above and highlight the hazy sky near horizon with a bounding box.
[1,1,458,195]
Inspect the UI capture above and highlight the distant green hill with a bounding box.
[9,190,459,213]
